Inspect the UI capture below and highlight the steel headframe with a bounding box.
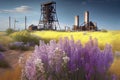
[38,1,60,30]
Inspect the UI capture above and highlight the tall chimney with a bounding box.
[84,11,89,26]
[9,16,11,29]
[25,16,27,30]
[74,15,79,27]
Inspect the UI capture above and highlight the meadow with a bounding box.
[0,32,13,46]
[32,30,120,52]
[0,30,120,79]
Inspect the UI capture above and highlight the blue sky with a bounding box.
[0,0,120,31]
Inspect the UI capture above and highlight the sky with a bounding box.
[0,0,120,31]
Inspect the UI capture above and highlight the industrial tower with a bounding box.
[38,1,60,30]
[73,11,98,31]
[84,11,90,30]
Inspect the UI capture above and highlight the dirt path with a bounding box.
[0,50,33,75]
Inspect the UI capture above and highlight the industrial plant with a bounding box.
[73,11,98,31]
[27,1,98,31]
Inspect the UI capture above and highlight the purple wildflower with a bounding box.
[22,36,114,80]
[9,41,30,50]
[11,42,24,46]
[112,74,117,80]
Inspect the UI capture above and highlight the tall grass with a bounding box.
[110,57,120,79]
[32,31,120,52]
[0,32,13,46]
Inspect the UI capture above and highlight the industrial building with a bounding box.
[28,1,98,31]
[73,11,98,31]
[28,24,38,31]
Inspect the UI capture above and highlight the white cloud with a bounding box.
[0,6,32,13]
[14,6,32,13]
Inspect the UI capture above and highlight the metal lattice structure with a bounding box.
[38,1,60,30]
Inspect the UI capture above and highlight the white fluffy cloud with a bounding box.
[0,6,32,13]
[14,6,32,13]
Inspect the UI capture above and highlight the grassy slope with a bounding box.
[0,32,13,46]
[32,30,120,52]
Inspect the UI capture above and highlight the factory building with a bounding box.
[27,1,97,31]
[28,24,38,31]
[73,11,98,31]
[80,21,97,31]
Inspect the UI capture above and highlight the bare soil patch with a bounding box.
[0,49,33,75]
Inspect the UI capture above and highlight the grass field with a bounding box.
[0,30,120,79]
[1,30,120,52]
[32,30,120,52]
[0,32,13,46]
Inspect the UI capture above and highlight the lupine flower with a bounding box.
[22,36,115,80]
[34,58,45,73]
[62,56,70,63]
[112,74,117,80]
[10,42,24,47]
[9,41,31,50]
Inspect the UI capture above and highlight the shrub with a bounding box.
[0,52,10,68]
[0,44,6,51]
[22,36,115,80]
[6,28,15,35]
[10,30,40,45]
[101,29,108,32]
[9,42,30,51]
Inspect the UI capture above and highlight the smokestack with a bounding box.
[9,16,11,29]
[25,16,27,30]
[74,15,79,27]
[84,11,89,26]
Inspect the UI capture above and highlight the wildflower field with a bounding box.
[32,30,120,52]
[0,30,120,80]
